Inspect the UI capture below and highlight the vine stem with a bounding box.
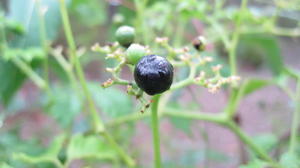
[58,1,135,166]
[58,0,104,132]
[151,94,162,168]
[36,0,49,86]
[228,0,248,77]
[11,57,47,89]
[226,121,281,168]
[289,78,300,153]
[133,0,150,44]
[163,108,226,124]
[51,49,80,99]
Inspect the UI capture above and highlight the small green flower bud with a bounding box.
[126,43,146,65]
[115,26,135,48]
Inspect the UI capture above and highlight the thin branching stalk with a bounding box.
[11,57,47,89]
[226,121,281,168]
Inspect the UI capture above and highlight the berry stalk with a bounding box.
[151,94,162,168]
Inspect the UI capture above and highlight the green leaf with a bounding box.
[240,159,268,168]
[0,162,13,168]
[67,134,117,162]
[252,134,278,153]
[145,2,172,31]
[4,19,25,35]
[89,83,133,119]
[0,131,45,165]
[45,85,82,128]
[237,34,284,75]
[1,0,64,106]
[176,0,208,20]
[280,152,300,168]
[8,0,63,47]
[0,61,27,106]
[242,79,270,97]
[70,0,107,27]
[13,135,65,165]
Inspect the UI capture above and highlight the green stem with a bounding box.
[228,0,248,76]
[58,1,135,166]
[173,18,187,47]
[12,57,47,89]
[102,132,136,167]
[52,159,64,168]
[151,94,162,168]
[170,64,196,91]
[58,0,104,132]
[134,0,150,44]
[225,80,255,118]
[107,112,149,127]
[164,108,226,124]
[58,0,76,67]
[229,36,238,76]
[37,0,49,85]
[207,17,230,49]
[289,79,300,153]
[107,108,225,128]
[284,66,300,80]
[226,121,280,168]
[51,49,79,94]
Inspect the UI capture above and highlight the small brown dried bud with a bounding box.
[192,36,206,51]
[101,78,114,88]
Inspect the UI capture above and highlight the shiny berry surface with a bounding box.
[115,26,135,48]
[134,55,173,95]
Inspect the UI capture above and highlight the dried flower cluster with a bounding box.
[92,36,240,102]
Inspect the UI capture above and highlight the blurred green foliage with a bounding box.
[0,0,300,167]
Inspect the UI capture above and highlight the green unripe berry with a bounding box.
[126,43,146,65]
[115,26,135,48]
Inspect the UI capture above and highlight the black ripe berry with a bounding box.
[134,55,173,95]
